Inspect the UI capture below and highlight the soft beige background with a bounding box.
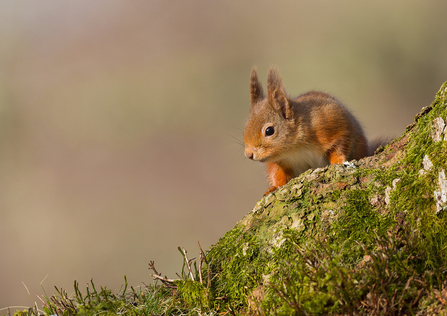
[1,0,446,309]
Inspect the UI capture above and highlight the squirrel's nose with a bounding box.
[244,148,254,160]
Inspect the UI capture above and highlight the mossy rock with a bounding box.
[178,82,447,315]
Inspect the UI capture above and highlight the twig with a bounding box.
[412,288,424,307]
[148,261,177,288]
[197,241,214,289]
[197,241,208,264]
[198,241,203,284]
[198,252,203,284]
[148,261,161,276]
[434,294,447,305]
[150,274,176,283]
[180,247,195,280]
[396,276,413,306]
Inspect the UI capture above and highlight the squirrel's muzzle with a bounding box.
[244,148,255,160]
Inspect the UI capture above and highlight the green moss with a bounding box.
[176,279,211,311]
[189,82,447,314]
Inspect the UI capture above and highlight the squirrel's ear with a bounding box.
[267,67,292,119]
[250,68,264,105]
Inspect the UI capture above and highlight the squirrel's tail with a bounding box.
[368,136,393,156]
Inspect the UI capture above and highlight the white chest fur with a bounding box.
[279,147,330,176]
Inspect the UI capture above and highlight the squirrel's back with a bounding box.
[291,91,369,161]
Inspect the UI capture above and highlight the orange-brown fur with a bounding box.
[244,67,374,195]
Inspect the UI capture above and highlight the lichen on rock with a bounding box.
[431,116,446,142]
[434,169,447,213]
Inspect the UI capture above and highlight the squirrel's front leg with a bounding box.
[327,151,347,164]
[326,144,348,165]
[265,162,295,195]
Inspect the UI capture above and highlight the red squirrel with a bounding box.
[244,67,376,195]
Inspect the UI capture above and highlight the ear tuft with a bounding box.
[267,66,292,119]
[267,67,283,96]
[250,67,264,105]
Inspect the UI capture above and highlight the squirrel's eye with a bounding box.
[265,126,275,136]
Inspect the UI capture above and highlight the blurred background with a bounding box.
[1,0,446,309]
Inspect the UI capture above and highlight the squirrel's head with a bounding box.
[243,67,297,163]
